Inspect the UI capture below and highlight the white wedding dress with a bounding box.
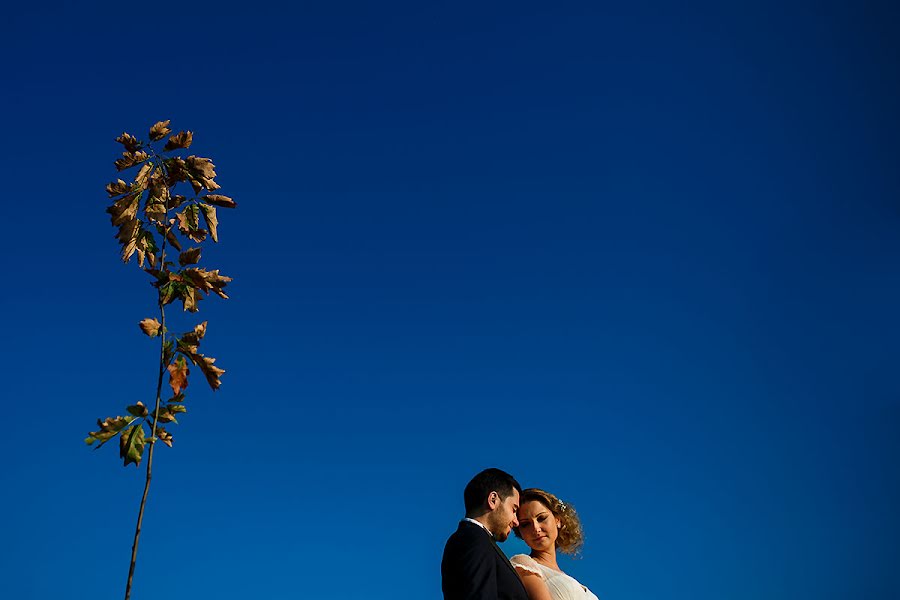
[510,554,600,600]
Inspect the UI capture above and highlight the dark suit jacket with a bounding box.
[441,520,529,600]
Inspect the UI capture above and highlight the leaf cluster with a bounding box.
[87,121,235,466]
[106,120,236,272]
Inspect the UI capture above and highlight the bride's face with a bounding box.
[517,500,561,552]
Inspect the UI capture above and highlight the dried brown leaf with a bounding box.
[185,156,219,191]
[139,318,162,337]
[167,356,189,395]
[186,228,208,244]
[135,230,157,269]
[145,201,166,223]
[179,247,202,266]
[185,156,216,179]
[181,286,202,312]
[179,321,207,350]
[156,427,174,448]
[107,194,139,226]
[114,150,149,171]
[132,163,153,193]
[182,268,232,299]
[149,120,172,141]
[202,194,237,209]
[176,205,199,232]
[115,132,141,152]
[164,157,188,185]
[156,224,182,252]
[181,347,226,391]
[115,218,141,263]
[199,204,218,242]
[106,179,130,198]
[147,172,169,205]
[196,354,225,390]
[164,131,193,151]
[168,195,186,210]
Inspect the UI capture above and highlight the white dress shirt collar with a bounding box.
[463,517,494,538]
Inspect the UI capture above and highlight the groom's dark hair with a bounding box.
[463,468,522,514]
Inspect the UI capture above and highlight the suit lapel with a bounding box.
[488,535,524,582]
[456,521,527,597]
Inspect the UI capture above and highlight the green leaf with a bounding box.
[86,415,135,448]
[154,410,177,424]
[120,425,146,467]
[159,282,177,306]
[163,340,176,365]
[127,402,149,417]
[153,403,183,424]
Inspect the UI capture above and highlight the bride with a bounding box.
[510,488,600,600]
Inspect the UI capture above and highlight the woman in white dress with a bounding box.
[510,488,600,600]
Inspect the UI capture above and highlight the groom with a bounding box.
[441,468,529,600]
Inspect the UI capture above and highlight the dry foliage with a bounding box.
[85,121,237,599]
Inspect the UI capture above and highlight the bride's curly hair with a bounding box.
[513,488,584,555]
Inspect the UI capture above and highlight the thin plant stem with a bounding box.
[124,157,170,600]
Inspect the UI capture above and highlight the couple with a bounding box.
[442,468,599,600]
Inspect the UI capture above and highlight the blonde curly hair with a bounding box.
[513,488,584,555]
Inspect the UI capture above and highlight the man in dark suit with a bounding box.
[441,468,529,600]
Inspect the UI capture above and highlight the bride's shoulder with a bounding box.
[510,554,545,578]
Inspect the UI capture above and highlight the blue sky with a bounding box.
[1,2,898,599]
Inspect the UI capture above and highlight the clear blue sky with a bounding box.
[1,2,898,599]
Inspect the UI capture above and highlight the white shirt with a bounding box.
[463,517,494,538]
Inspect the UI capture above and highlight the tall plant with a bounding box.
[85,120,237,599]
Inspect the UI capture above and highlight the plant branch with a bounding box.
[124,153,171,600]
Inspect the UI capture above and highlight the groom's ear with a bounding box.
[486,491,499,510]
